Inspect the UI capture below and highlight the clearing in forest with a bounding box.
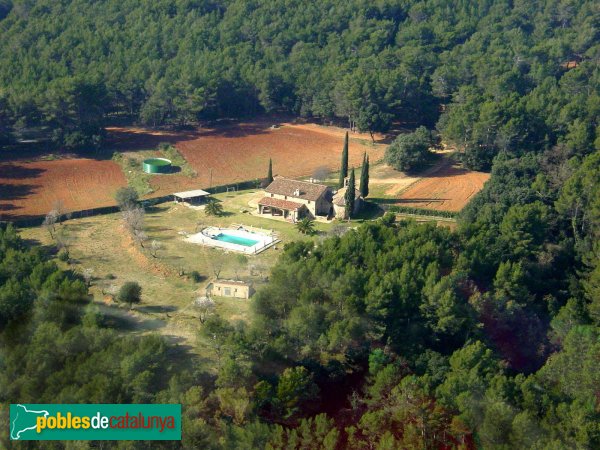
[368,155,490,213]
[396,160,490,211]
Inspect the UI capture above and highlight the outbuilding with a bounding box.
[207,279,254,299]
[332,186,362,219]
[173,189,211,206]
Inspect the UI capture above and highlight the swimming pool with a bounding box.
[185,226,279,254]
[213,233,259,247]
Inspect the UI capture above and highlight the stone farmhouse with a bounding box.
[257,176,363,222]
[257,177,333,222]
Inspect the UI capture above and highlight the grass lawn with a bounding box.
[18,188,348,370]
[112,150,155,195]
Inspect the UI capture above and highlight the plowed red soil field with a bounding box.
[174,121,383,187]
[0,159,126,220]
[397,161,490,212]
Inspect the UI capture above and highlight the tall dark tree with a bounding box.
[267,158,273,184]
[385,127,433,173]
[0,94,12,145]
[41,78,107,149]
[360,153,369,198]
[344,168,356,219]
[339,132,349,188]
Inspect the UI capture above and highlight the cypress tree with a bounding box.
[360,152,369,198]
[344,167,356,219]
[267,158,273,184]
[339,132,349,188]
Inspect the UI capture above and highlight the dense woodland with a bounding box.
[0,0,598,168]
[1,0,600,448]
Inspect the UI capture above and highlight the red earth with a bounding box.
[173,121,383,188]
[0,159,127,220]
[396,161,490,212]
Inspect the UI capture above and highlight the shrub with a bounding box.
[115,187,139,210]
[205,200,224,216]
[296,217,316,235]
[118,281,142,308]
[387,206,457,218]
[190,271,202,283]
[58,250,70,262]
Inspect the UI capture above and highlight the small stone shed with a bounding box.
[207,279,254,299]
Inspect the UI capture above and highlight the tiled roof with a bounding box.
[258,196,305,211]
[213,279,252,287]
[265,178,329,201]
[333,187,361,206]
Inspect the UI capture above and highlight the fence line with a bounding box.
[1,179,264,228]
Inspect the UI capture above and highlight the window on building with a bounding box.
[223,287,231,296]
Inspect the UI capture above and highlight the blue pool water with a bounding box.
[213,233,259,247]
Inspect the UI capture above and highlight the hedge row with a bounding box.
[387,205,458,219]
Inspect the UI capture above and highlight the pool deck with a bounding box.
[185,226,280,255]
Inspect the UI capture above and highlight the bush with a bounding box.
[58,250,70,262]
[296,217,316,235]
[190,271,203,283]
[381,212,396,226]
[387,206,457,218]
[115,187,139,210]
[118,281,142,308]
[205,200,224,216]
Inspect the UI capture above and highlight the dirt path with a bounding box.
[369,154,451,196]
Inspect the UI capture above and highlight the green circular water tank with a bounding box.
[142,158,172,174]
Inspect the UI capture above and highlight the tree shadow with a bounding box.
[137,305,178,314]
[0,164,44,218]
[369,198,403,205]
[163,165,182,174]
[0,183,40,219]
[102,127,203,156]
[63,221,93,232]
[353,201,385,219]
[196,120,274,139]
[395,198,448,204]
[145,205,171,214]
[418,163,470,179]
[0,163,46,180]
[144,225,173,232]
